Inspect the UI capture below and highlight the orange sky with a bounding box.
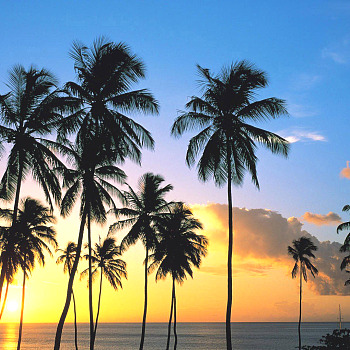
[2,192,350,324]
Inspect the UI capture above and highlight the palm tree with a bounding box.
[110,172,173,350]
[58,36,159,163]
[81,233,126,346]
[0,65,73,301]
[0,65,75,222]
[288,236,318,350]
[52,136,126,350]
[337,205,350,273]
[1,198,57,350]
[54,37,159,350]
[171,61,289,350]
[148,203,208,350]
[56,242,79,350]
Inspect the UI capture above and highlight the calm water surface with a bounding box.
[0,322,347,349]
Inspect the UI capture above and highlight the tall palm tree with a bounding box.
[0,198,57,350]
[56,242,79,350]
[54,37,159,350]
[171,61,289,350]
[148,203,208,350]
[51,136,126,350]
[288,236,318,350]
[0,65,75,222]
[58,36,159,163]
[0,65,73,302]
[81,233,126,347]
[110,172,173,350]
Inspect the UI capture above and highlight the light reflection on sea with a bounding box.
[0,322,348,349]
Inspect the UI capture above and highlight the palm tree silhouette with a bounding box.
[58,36,159,163]
[1,198,57,350]
[81,233,126,345]
[337,205,350,272]
[148,203,208,350]
[51,136,126,350]
[0,65,72,302]
[288,236,318,350]
[171,61,289,350]
[54,37,158,350]
[110,172,173,350]
[56,242,79,350]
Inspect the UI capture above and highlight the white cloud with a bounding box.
[322,37,350,64]
[280,129,327,143]
[288,103,318,118]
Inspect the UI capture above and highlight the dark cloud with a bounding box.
[191,203,349,296]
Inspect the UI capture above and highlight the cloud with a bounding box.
[279,129,326,143]
[322,37,350,64]
[340,161,350,179]
[288,104,318,118]
[290,74,321,91]
[191,203,349,295]
[301,212,342,226]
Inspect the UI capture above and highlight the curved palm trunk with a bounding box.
[12,153,24,227]
[0,267,6,305]
[226,147,233,350]
[54,207,88,350]
[17,271,26,350]
[0,280,9,320]
[298,267,302,350]
[72,290,78,350]
[87,211,94,350]
[139,247,149,350]
[92,268,103,347]
[166,278,175,350]
[173,280,177,350]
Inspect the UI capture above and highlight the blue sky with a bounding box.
[0,0,349,242]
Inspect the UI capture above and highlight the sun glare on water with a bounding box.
[7,301,19,312]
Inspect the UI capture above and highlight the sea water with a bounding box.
[0,322,347,349]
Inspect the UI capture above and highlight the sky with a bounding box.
[0,0,350,324]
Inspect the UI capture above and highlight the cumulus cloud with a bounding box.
[301,212,342,226]
[191,203,349,295]
[340,161,350,179]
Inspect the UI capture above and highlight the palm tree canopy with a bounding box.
[171,61,289,188]
[81,233,127,290]
[59,37,159,165]
[56,241,78,274]
[288,236,318,282]
[46,135,126,223]
[0,197,57,276]
[148,203,208,283]
[110,172,173,251]
[0,65,77,208]
[337,205,350,272]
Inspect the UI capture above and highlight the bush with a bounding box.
[302,329,350,349]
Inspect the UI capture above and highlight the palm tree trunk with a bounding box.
[226,146,233,350]
[92,268,103,347]
[17,271,26,350]
[298,267,302,350]
[139,247,149,350]
[54,207,88,350]
[0,279,9,320]
[0,267,6,305]
[87,211,94,350]
[12,152,24,227]
[166,277,175,350]
[72,290,78,350]
[173,279,177,350]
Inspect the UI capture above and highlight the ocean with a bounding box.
[0,322,347,349]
